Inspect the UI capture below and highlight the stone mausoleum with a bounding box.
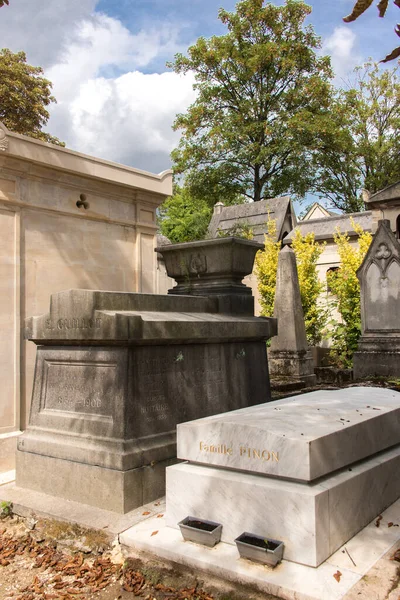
[0,121,172,472]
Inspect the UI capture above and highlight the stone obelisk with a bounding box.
[268,246,316,385]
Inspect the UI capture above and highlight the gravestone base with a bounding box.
[268,349,316,386]
[17,341,269,513]
[166,445,400,567]
[16,451,177,513]
[353,337,400,379]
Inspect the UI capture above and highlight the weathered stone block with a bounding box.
[156,237,263,315]
[17,288,276,512]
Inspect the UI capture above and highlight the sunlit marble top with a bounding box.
[177,387,400,481]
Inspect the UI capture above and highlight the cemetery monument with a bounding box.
[16,238,276,513]
[268,245,316,385]
[167,387,400,566]
[354,219,400,379]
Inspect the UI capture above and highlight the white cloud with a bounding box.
[322,27,361,81]
[49,70,196,173]
[46,14,186,102]
[1,1,197,173]
[0,0,98,67]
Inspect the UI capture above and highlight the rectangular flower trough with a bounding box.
[178,516,222,547]
[235,532,284,567]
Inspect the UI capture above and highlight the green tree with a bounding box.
[158,184,213,243]
[312,62,400,213]
[291,229,327,346]
[255,217,281,316]
[0,49,64,146]
[327,219,372,367]
[159,176,246,244]
[169,0,333,203]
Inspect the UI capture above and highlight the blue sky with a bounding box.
[0,0,398,181]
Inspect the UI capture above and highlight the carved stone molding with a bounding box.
[189,253,207,275]
[0,128,8,152]
[373,242,394,277]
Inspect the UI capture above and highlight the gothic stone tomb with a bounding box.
[16,288,276,513]
[166,387,400,567]
[353,219,400,379]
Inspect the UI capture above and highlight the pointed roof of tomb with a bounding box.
[366,180,400,206]
[283,210,372,244]
[301,202,338,221]
[207,196,295,243]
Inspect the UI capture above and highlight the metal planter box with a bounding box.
[178,516,222,547]
[235,532,284,567]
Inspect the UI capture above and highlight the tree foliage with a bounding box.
[158,185,213,243]
[327,220,373,367]
[158,176,246,244]
[343,0,400,63]
[0,49,64,146]
[312,62,400,213]
[256,221,327,345]
[169,0,333,203]
[255,217,281,317]
[291,229,327,345]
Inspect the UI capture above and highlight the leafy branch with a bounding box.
[343,0,400,62]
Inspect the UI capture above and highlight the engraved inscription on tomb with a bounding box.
[199,441,279,462]
[45,318,102,331]
[133,343,252,432]
[43,361,115,417]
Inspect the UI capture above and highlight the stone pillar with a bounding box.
[268,246,316,385]
[353,219,400,379]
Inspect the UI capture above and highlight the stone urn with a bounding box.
[155,237,263,315]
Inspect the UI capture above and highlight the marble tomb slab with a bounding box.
[166,444,400,567]
[177,388,400,481]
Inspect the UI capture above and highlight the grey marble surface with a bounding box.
[166,444,400,567]
[177,387,400,481]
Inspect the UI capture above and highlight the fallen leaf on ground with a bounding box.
[392,549,400,562]
[123,569,145,593]
[151,531,158,537]
[333,570,342,582]
[142,511,151,516]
